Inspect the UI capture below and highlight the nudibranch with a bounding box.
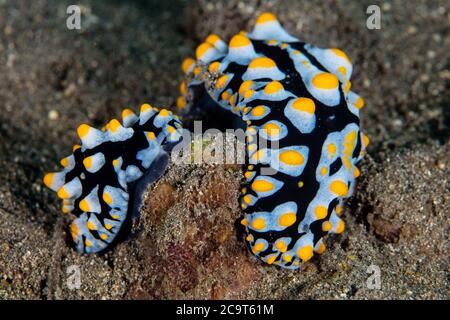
[179,13,368,269]
[44,106,183,253]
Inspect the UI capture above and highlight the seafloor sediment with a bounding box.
[0,0,448,299]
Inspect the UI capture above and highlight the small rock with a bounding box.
[48,110,59,120]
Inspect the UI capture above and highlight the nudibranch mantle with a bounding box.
[44,106,183,253]
[179,13,368,269]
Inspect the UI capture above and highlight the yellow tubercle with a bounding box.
[77,124,91,139]
[79,199,90,212]
[297,245,313,262]
[107,119,121,133]
[140,103,152,113]
[57,187,70,199]
[196,42,214,60]
[312,72,339,89]
[251,218,265,230]
[251,179,274,193]
[264,81,283,94]
[256,12,277,24]
[229,34,251,48]
[182,58,195,74]
[43,173,54,189]
[330,180,349,197]
[122,108,135,119]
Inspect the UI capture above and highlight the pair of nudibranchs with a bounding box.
[44,13,368,269]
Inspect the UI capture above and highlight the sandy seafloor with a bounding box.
[0,0,448,299]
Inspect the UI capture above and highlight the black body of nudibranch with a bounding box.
[179,13,368,269]
[44,106,183,253]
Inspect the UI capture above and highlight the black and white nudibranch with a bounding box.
[179,13,369,269]
[44,12,368,269]
[44,106,183,253]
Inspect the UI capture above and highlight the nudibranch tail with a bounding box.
[180,12,368,269]
[44,105,183,253]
